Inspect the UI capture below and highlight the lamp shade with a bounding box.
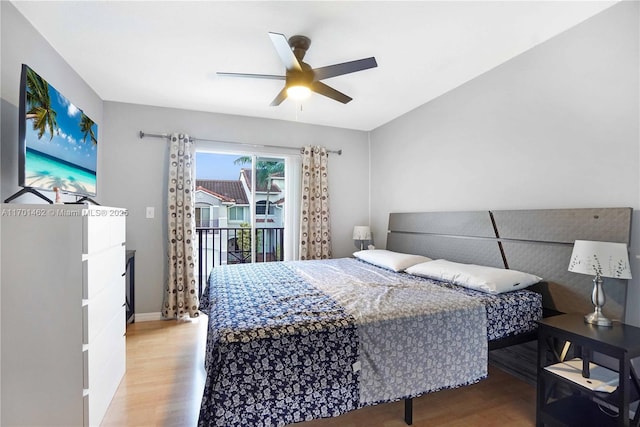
[352,226,371,241]
[568,240,632,279]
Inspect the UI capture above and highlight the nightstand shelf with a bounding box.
[541,394,621,427]
[536,314,640,427]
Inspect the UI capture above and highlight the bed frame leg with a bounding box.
[404,398,413,425]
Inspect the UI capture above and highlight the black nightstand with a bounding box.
[125,249,136,324]
[536,314,640,426]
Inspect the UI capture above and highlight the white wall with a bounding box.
[102,102,369,315]
[0,2,105,420]
[0,2,104,203]
[369,2,640,325]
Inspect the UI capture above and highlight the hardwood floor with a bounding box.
[101,318,208,427]
[102,318,536,427]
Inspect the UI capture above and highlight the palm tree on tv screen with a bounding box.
[25,68,58,141]
[79,114,97,145]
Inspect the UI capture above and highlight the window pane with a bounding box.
[201,207,210,227]
[195,207,202,227]
[195,152,287,289]
[256,156,285,262]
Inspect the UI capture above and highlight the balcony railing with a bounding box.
[195,226,284,296]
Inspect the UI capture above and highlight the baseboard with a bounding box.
[133,312,163,322]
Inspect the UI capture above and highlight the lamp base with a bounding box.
[584,311,613,327]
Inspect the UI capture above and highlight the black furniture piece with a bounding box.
[537,314,640,426]
[125,249,136,324]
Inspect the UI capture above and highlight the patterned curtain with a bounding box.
[299,145,332,260]
[163,133,199,319]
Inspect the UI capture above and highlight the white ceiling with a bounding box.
[12,1,617,131]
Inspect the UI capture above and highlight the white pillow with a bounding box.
[353,249,432,272]
[405,259,542,294]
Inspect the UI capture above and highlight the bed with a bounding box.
[197,208,632,427]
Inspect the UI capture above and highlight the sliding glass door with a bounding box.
[252,156,285,263]
[194,151,296,291]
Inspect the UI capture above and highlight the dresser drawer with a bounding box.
[86,307,126,427]
[83,393,90,427]
[85,307,126,389]
[83,245,125,300]
[83,277,125,345]
[83,208,126,254]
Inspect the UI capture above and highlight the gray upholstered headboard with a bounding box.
[386,208,632,320]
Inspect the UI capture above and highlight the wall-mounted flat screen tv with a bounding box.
[18,64,98,197]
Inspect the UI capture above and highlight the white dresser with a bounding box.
[1,204,127,427]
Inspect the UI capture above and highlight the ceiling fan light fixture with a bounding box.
[219,32,377,106]
[286,85,311,100]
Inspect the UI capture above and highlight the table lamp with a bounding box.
[353,226,371,250]
[568,240,632,327]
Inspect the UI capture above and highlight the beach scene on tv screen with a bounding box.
[24,66,97,195]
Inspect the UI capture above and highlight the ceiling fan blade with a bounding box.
[310,81,352,104]
[270,87,288,106]
[217,72,285,80]
[312,57,377,81]
[268,32,302,72]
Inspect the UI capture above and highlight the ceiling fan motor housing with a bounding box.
[288,35,311,61]
[286,62,314,87]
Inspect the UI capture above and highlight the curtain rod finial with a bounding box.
[139,131,145,139]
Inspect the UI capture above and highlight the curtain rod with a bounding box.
[139,131,342,155]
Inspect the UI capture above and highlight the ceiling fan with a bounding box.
[217,32,377,106]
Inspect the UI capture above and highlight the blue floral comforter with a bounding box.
[198,258,540,427]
